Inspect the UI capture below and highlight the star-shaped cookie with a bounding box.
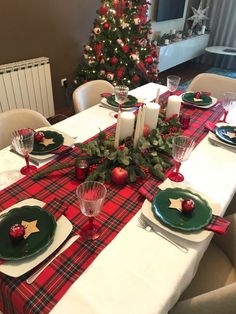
[21,220,40,239]
[226,130,236,139]
[169,198,183,212]
[41,137,55,146]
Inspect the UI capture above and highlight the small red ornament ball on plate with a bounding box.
[182,199,195,213]
[9,224,25,241]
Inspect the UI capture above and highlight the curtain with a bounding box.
[201,0,236,70]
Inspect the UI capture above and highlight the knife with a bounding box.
[26,234,80,284]
[9,149,40,166]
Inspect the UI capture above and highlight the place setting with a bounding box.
[100,85,140,112]
[0,198,73,278]
[207,123,236,152]
[138,135,230,244]
[11,127,75,170]
[181,91,218,109]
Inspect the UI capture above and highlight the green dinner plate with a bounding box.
[32,130,64,155]
[106,95,137,108]
[215,125,236,146]
[0,205,56,260]
[182,92,212,106]
[152,188,212,231]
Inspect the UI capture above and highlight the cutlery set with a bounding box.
[138,216,188,253]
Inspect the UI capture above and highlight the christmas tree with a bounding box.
[75,0,159,89]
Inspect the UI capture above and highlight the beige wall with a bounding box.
[0,0,100,113]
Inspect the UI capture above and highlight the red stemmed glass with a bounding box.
[76,181,107,240]
[169,136,195,182]
[12,128,37,176]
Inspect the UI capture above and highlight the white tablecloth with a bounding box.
[0,83,235,314]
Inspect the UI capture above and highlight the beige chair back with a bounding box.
[0,108,51,150]
[72,80,114,113]
[187,73,236,99]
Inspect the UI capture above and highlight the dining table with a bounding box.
[0,82,236,314]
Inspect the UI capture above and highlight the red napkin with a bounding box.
[139,179,230,235]
[0,198,68,265]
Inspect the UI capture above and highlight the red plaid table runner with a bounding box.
[0,91,224,314]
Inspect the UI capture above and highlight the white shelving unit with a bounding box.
[158,34,210,72]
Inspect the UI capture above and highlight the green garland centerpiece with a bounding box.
[33,113,182,184]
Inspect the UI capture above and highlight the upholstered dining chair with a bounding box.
[0,108,51,150]
[187,73,236,99]
[72,79,114,113]
[170,213,236,314]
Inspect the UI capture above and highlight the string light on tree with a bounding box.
[75,0,159,88]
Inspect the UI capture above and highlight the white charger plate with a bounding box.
[141,194,221,243]
[0,199,73,277]
[29,128,74,160]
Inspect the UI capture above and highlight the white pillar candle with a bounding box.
[139,105,146,137]
[164,39,170,45]
[201,25,206,34]
[119,112,135,141]
[144,102,160,131]
[114,110,121,148]
[133,107,142,148]
[166,95,182,118]
[155,87,160,103]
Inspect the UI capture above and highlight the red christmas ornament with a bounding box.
[110,56,118,65]
[103,22,110,30]
[100,6,107,15]
[94,42,103,58]
[132,74,140,84]
[117,67,125,79]
[145,55,153,65]
[122,45,129,53]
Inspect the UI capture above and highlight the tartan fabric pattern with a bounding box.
[0,91,225,314]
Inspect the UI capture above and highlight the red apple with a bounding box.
[111,167,128,185]
[34,131,45,143]
[182,199,195,213]
[143,124,150,137]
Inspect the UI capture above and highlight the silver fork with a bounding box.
[138,216,188,253]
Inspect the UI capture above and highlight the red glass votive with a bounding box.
[75,159,89,181]
[180,113,191,129]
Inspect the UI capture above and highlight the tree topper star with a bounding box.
[188,1,209,29]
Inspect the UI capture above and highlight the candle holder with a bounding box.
[180,113,191,129]
[75,159,89,181]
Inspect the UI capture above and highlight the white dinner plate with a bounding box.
[30,127,74,160]
[0,199,73,277]
[182,93,218,109]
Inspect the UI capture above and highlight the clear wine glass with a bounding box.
[220,92,236,123]
[169,136,195,182]
[167,75,181,94]
[76,181,107,240]
[12,128,38,176]
[114,85,129,110]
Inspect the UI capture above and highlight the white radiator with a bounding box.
[0,57,55,118]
